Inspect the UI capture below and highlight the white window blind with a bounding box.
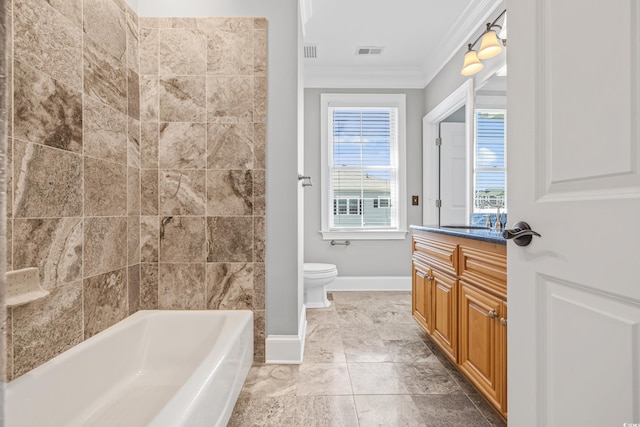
[328,107,398,229]
[474,110,506,212]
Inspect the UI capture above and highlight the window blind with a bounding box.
[328,107,399,229]
[474,111,506,210]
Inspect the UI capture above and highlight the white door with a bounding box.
[508,1,640,426]
[439,122,467,225]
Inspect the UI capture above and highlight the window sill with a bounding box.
[320,230,408,241]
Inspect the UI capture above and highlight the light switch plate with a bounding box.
[412,195,419,206]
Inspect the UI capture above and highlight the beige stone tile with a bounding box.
[84,157,127,216]
[160,17,206,29]
[140,262,158,309]
[83,217,127,278]
[13,0,82,90]
[254,18,267,30]
[207,17,254,76]
[303,336,346,364]
[128,264,140,314]
[140,17,162,29]
[207,123,254,170]
[354,395,426,427]
[254,310,265,363]
[305,309,341,328]
[254,262,265,310]
[7,137,13,223]
[141,122,158,168]
[159,216,206,262]
[139,28,159,75]
[6,218,13,271]
[84,96,127,164]
[294,396,359,427]
[128,118,141,168]
[13,60,82,152]
[127,69,140,120]
[207,75,254,123]
[158,170,206,216]
[383,339,433,363]
[139,76,159,124]
[466,394,507,427]
[206,170,253,216]
[206,216,253,262]
[126,7,140,74]
[13,140,83,218]
[228,396,296,427]
[128,216,140,265]
[12,218,82,291]
[12,281,83,378]
[254,123,266,169]
[159,28,207,76]
[306,321,341,342]
[158,122,206,169]
[83,38,127,115]
[83,267,128,338]
[6,308,13,381]
[158,263,205,309]
[376,321,425,341]
[206,262,253,309]
[240,364,300,397]
[253,28,267,76]
[254,216,265,263]
[411,395,490,427]
[254,75,267,124]
[45,0,82,28]
[84,0,126,61]
[343,337,392,363]
[396,361,463,395]
[348,363,408,395]
[141,169,158,215]
[253,169,265,216]
[296,364,352,396]
[159,76,206,122]
[140,216,159,262]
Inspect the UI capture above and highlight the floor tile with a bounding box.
[383,339,433,363]
[354,394,426,427]
[467,393,507,426]
[411,394,490,427]
[304,337,346,364]
[228,396,296,427]
[396,361,463,395]
[294,396,359,427]
[343,337,391,363]
[348,362,408,395]
[240,364,300,397]
[296,363,352,396]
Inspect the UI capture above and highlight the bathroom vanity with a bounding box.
[410,225,507,419]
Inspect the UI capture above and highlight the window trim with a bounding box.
[320,93,407,240]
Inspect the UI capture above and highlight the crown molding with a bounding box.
[304,65,427,89]
[421,0,503,87]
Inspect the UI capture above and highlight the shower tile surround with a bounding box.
[4,0,267,380]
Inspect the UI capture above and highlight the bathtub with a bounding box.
[6,310,253,427]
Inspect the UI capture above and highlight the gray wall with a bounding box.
[304,88,425,277]
[138,0,302,336]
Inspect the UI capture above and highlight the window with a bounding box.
[320,94,407,240]
[474,110,506,212]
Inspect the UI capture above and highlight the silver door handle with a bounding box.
[502,221,541,247]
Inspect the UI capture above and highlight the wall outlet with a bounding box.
[412,195,419,206]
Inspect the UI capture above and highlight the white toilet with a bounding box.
[303,263,338,308]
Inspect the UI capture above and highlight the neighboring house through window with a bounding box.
[320,94,407,240]
[474,109,506,213]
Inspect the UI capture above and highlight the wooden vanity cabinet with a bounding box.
[411,229,508,419]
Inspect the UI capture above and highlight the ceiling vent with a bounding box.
[304,44,317,59]
[355,46,384,56]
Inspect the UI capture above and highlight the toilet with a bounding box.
[303,263,338,308]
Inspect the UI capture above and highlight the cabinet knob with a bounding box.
[488,310,498,319]
[500,317,507,326]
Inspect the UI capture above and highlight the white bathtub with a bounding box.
[7,310,253,427]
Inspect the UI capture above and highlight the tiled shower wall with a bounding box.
[4,0,266,380]
[137,16,266,362]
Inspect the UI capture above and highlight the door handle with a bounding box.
[502,221,541,247]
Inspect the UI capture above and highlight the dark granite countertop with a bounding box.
[410,225,507,245]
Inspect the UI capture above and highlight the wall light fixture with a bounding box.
[461,9,507,76]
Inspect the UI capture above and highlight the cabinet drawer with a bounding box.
[459,245,507,295]
[413,235,458,275]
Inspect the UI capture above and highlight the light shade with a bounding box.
[477,30,503,59]
[461,49,483,76]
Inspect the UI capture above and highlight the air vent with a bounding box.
[304,44,317,59]
[355,46,384,56]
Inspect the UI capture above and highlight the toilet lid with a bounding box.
[304,263,337,274]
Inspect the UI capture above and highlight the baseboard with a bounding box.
[265,305,307,364]
[326,276,411,291]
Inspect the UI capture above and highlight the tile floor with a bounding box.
[228,291,506,426]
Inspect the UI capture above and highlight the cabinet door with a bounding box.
[459,281,503,413]
[499,301,508,417]
[430,270,458,363]
[412,261,430,332]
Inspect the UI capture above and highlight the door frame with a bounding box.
[422,79,475,225]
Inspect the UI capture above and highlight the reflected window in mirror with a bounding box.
[473,110,506,215]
